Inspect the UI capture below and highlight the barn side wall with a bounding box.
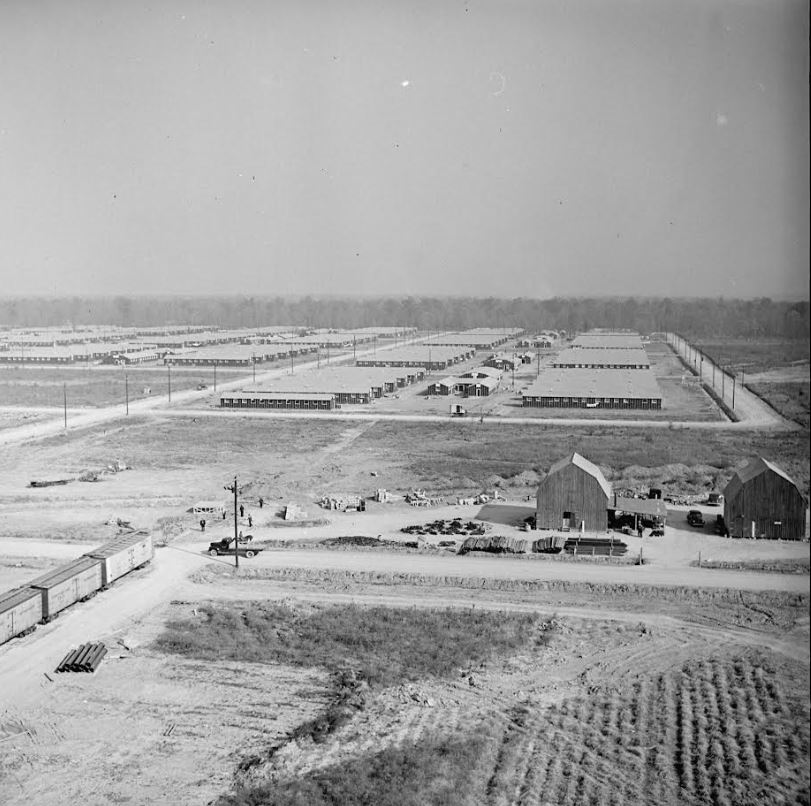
[723,472,807,540]
[536,465,609,532]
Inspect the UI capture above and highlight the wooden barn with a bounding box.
[722,457,807,540]
[536,452,612,532]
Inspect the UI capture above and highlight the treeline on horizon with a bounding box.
[0,295,808,340]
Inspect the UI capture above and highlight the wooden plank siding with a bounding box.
[536,463,610,532]
[724,470,807,540]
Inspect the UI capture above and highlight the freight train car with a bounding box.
[27,557,104,621]
[0,587,43,644]
[84,531,154,587]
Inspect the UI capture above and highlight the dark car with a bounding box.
[687,510,705,527]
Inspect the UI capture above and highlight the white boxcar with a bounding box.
[28,557,103,621]
[84,532,154,587]
[0,587,43,645]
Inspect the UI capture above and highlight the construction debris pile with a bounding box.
[320,495,366,512]
[29,460,130,487]
[401,518,486,537]
[405,489,444,507]
[55,642,108,674]
[459,534,608,555]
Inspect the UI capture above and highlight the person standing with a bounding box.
[247,514,253,528]
[200,518,206,532]
[239,504,244,518]
[258,497,264,509]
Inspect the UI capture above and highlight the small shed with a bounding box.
[723,457,807,540]
[536,452,612,532]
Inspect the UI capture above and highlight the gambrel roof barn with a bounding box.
[723,457,807,540]
[536,452,612,533]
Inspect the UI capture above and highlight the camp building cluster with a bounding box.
[522,329,662,410]
[219,328,523,409]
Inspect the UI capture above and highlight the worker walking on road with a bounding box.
[200,518,206,532]
[247,514,253,528]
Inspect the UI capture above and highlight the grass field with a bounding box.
[156,601,541,688]
[0,365,246,408]
[18,413,810,500]
[748,382,810,429]
[693,339,809,375]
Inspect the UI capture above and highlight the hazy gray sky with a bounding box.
[0,0,808,299]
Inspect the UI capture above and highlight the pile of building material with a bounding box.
[564,537,627,557]
[459,535,531,554]
[405,490,444,507]
[320,495,366,512]
[55,642,108,673]
[534,535,568,553]
[460,534,571,555]
[401,519,485,537]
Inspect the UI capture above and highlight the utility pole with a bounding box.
[252,353,256,384]
[214,361,217,390]
[125,374,129,415]
[63,383,67,429]
[225,476,240,568]
[168,363,172,402]
[290,352,294,374]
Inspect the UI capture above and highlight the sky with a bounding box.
[0,0,808,300]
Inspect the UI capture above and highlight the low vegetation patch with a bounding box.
[155,601,539,688]
[748,381,810,429]
[219,732,492,806]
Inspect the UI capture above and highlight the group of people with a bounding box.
[200,495,264,531]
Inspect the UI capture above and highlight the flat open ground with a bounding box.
[0,364,248,411]
[0,355,808,805]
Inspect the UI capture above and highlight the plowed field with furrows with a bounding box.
[479,655,809,806]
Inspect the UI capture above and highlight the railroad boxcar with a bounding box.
[84,531,154,587]
[28,557,103,621]
[0,587,44,645]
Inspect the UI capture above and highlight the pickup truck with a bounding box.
[686,510,705,527]
[207,536,261,558]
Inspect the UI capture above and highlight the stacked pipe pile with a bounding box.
[564,537,628,556]
[55,642,108,673]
